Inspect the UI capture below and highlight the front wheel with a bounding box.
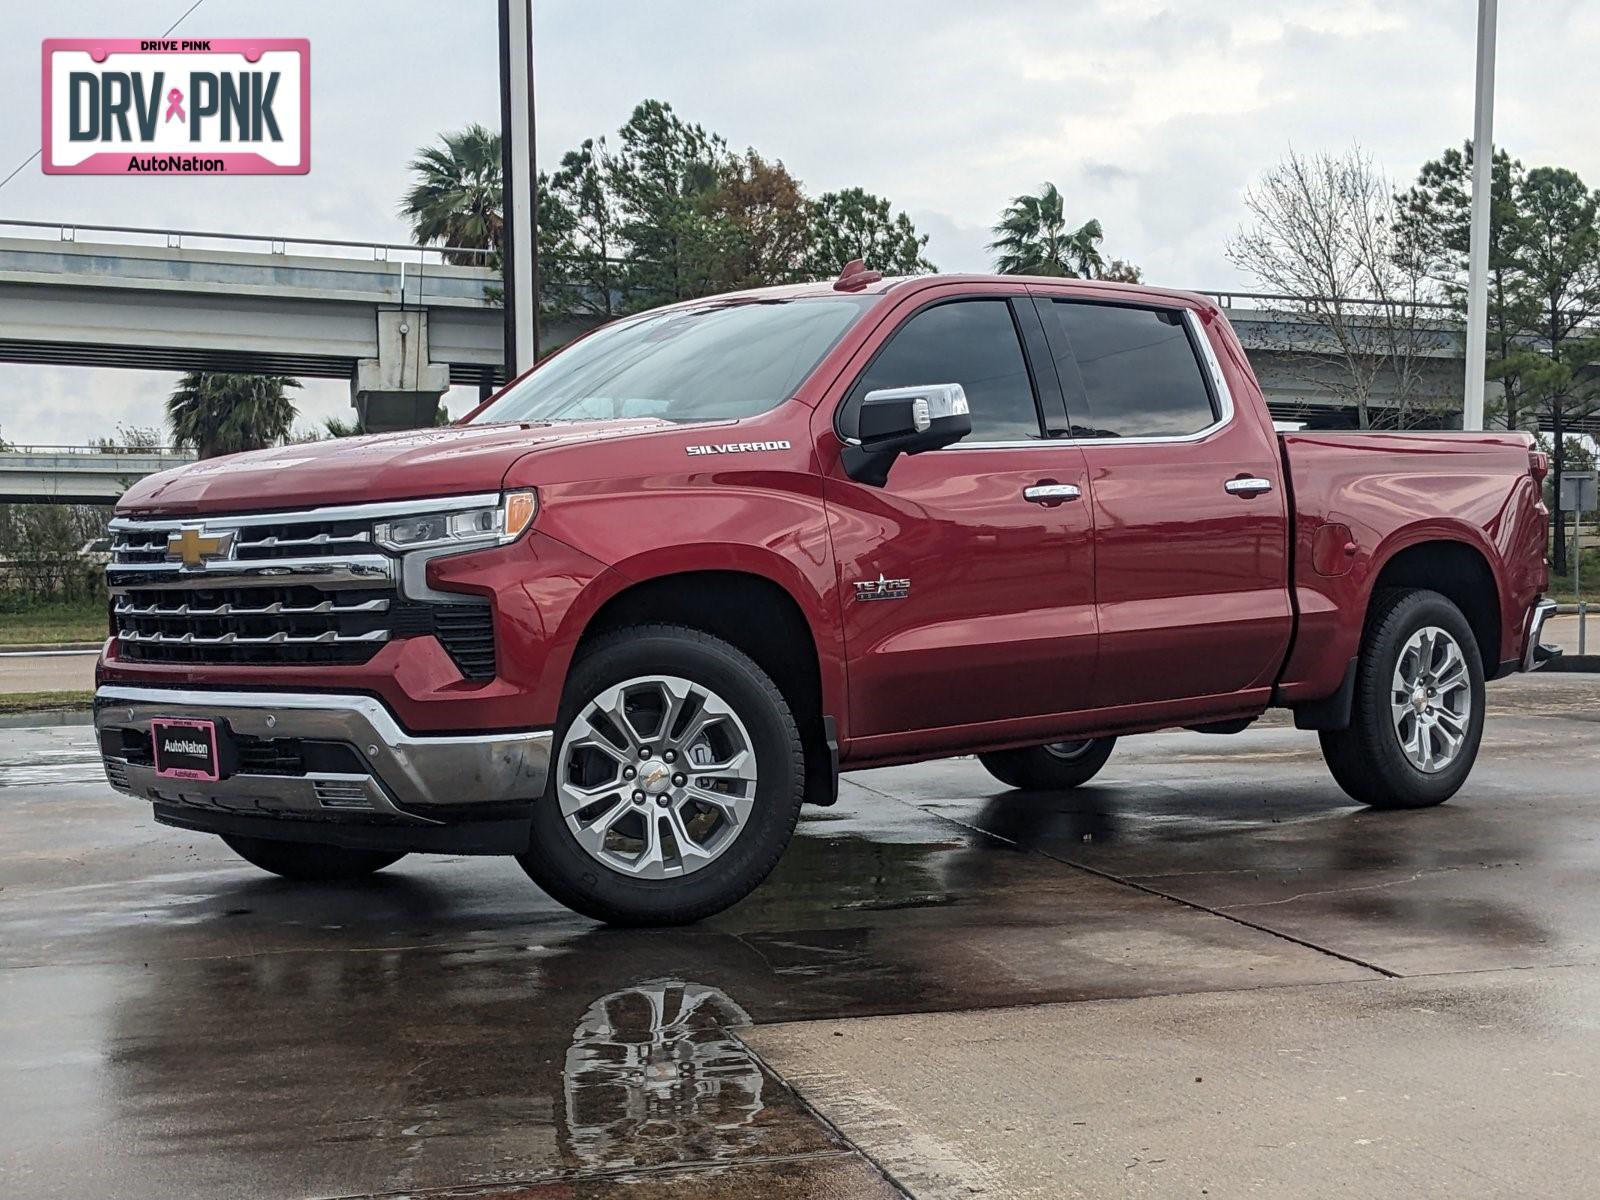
[1319,588,1485,810]
[518,625,805,926]
[221,835,406,881]
[979,737,1117,791]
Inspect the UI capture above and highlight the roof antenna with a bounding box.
[833,259,882,292]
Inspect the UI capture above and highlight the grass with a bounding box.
[0,600,108,646]
[0,689,94,714]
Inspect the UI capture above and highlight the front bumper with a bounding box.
[1522,598,1562,671]
[94,685,552,852]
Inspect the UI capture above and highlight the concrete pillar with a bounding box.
[351,309,451,432]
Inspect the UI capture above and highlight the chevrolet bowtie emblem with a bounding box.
[166,526,235,568]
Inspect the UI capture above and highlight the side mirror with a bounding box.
[842,383,972,486]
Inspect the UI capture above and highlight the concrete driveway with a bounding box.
[2,674,1598,1198]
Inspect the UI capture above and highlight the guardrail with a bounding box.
[4,444,185,455]
[0,217,497,265]
[1197,289,1456,313]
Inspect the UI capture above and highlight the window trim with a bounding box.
[833,294,1055,449]
[1041,300,1236,446]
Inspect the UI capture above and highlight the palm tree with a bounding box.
[990,182,1106,278]
[167,372,300,459]
[400,124,503,265]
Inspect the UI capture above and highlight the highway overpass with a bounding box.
[0,446,195,505]
[0,221,594,432]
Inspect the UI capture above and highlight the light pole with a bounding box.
[498,0,540,379]
[1462,0,1497,431]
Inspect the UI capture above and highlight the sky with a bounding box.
[3,0,1599,445]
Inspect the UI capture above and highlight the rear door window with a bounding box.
[1048,302,1218,439]
[842,299,1043,444]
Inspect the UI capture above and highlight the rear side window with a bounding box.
[1049,302,1217,439]
[842,299,1042,443]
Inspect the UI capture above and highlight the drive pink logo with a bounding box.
[42,38,309,176]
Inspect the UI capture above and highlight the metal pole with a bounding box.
[497,0,539,377]
[1461,0,1497,431]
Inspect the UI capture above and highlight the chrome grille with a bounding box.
[111,517,373,564]
[114,585,395,667]
[107,500,499,676]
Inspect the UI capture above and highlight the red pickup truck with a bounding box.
[95,270,1557,924]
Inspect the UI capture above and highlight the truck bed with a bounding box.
[1274,429,1548,705]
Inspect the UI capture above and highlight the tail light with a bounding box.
[1530,449,1550,485]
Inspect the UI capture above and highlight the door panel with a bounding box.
[824,444,1096,736]
[1036,294,1292,709]
[1083,438,1290,706]
[821,290,1097,740]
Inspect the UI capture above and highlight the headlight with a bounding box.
[374,490,538,553]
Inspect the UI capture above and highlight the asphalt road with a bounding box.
[2,673,1598,1198]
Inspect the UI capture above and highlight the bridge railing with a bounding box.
[1196,289,1456,313]
[5,444,187,455]
[0,218,498,267]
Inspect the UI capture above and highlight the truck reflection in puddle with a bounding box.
[561,979,766,1172]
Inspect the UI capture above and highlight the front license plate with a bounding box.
[150,718,221,782]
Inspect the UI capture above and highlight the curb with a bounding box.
[0,642,103,654]
[1543,655,1600,674]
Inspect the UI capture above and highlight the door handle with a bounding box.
[1224,477,1273,497]
[1023,483,1082,504]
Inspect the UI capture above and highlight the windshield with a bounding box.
[470,296,871,425]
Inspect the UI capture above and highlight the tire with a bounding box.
[978,737,1117,791]
[517,624,805,926]
[220,835,406,881]
[1319,588,1485,810]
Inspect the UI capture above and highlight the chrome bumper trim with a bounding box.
[109,493,501,532]
[106,556,394,592]
[94,685,551,822]
[1522,598,1560,671]
[116,627,391,648]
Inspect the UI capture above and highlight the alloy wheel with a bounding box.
[556,674,758,878]
[1043,740,1096,761]
[1389,626,1472,773]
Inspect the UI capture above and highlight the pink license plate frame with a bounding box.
[150,717,221,782]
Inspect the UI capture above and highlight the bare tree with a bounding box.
[1228,148,1449,429]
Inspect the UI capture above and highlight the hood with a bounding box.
[118,419,684,515]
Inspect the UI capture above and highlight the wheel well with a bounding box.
[1371,541,1501,667]
[579,571,834,801]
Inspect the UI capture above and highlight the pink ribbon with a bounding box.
[164,88,185,123]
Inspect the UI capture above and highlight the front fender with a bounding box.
[528,468,847,732]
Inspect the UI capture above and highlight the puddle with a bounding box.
[562,980,767,1172]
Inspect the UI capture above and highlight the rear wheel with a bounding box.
[978,737,1117,791]
[221,836,405,881]
[518,625,805,926]
[1319,588,1485,810]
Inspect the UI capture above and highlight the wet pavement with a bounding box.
[2,673,1599,1197]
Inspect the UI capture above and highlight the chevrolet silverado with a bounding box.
[95,266,1557,923]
